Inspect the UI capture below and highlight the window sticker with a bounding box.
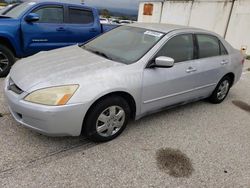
[144,31,163,38]
[28,2,37,6]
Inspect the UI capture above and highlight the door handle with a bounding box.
[56,27,66,31]
[221,60,229,65]
[186,67,197,73]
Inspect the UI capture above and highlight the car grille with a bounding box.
[8,78,24,95]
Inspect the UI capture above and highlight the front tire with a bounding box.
[0,44,16,77]
[83,96,131,142]
[209,75,232,104]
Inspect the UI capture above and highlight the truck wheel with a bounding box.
[83,96,131,142]
[0,44,16,77]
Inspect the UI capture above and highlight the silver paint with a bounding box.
[4,23,244,136]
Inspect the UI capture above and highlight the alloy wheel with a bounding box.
[0,52,9,73]
[217,80,230,100]
[96,105,125,137]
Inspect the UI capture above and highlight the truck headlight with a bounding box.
[24,85,79,106]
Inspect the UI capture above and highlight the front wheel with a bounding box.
[83,96,131,142]
[209,76,232,104]
[0,44,16,77]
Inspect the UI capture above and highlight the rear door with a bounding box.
[21,4,68,55]
[64,6,101,44]
[193,34,230,95]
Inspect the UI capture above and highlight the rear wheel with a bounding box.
[0,44,16,77]
[209,75,232,104]
[83,96,130,142]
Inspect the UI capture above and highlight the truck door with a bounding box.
[21,5,68,56]
[64,6,101,44]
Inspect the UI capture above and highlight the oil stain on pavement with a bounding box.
[232,100,250,113]
[156,148,194,178]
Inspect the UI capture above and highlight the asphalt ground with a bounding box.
[0,61,250,188]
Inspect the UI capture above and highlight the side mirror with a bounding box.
[151,56,175,68]
[25,13,40,22]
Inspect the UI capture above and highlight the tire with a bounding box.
[83,96,131,142]
[0,44,16,78]
[209,75,232,104]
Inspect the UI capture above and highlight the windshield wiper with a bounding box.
[93,51,113,60]
[83,46,113,61]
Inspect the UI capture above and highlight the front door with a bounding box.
[141,34,202,114]
[21,5,68,56]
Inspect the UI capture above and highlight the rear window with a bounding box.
[220,42,228,55]
[197,34,220,58]
[68,8,94,24]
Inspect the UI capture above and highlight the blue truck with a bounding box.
[0,1,118,77]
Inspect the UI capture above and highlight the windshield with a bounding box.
[0,5,12,15]
[5,2,36,18]
[83,26,164,64]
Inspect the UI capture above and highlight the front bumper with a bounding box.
[4,78,86,137]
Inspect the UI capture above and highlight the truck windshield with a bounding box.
[5,2,36,18]
[0,5,13,15]
[83,26,164,64]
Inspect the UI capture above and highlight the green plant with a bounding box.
[100,9,111,18]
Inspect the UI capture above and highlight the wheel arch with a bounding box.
[81,91,137,134]
[0,36,17,56]
[223,72,235,86]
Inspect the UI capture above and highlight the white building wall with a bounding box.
[138,2,163,23]
[188,1,232,36]
[225,0,250,53]
[138,0,250,54]
[160,1,193,25]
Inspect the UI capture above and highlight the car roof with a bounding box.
[25,0,93,9]
[130,22,204,34]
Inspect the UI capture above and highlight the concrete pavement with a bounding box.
[0,61,250,188]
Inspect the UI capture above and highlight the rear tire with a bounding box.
[209,75,232,104]
[0,44,16,77]
[83,96,131,142]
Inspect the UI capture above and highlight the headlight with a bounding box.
[24,85,79,106]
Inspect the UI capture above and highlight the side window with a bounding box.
[220,42,228,55]
[33,6,64,23]
[197,34,220,58]
[156,34,194,63]
[68,8,94,24]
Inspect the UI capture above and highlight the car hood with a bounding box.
[0,16,15,21]
[10,45,124,92]
[0,18,21,39]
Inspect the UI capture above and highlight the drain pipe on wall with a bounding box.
[159,1,164,23]
[224,0,236,38]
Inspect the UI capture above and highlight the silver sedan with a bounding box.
[4,23,244,142]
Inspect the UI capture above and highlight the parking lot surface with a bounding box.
[0,61,250,188]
